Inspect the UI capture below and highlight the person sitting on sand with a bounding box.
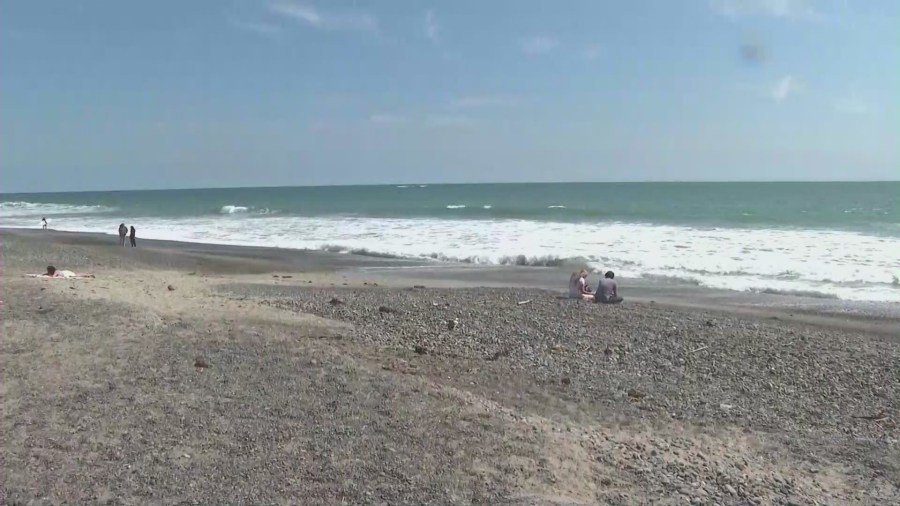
[30,266,95,279]
[595,271,623,304]
[569,269,594,300]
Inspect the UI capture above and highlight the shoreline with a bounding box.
[4,227,899,337]
[5,227,899,334]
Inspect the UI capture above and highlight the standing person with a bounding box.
[595,271,623,304]
[41,217,48,231]
[118,223,127,247]
[129,225,137,248]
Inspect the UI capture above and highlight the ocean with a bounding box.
[2,182,898,302]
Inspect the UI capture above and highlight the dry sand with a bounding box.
[1,230,897,505]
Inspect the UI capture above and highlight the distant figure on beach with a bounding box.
[569,269,594,300]
[595,271,623,304]
[129,225,137,247]
[32,266,95,279]
[118,223,127,247]
[41,217,48,230]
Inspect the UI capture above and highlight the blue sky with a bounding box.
[1,0,897,192]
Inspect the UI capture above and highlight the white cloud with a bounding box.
[425,114,472,127]
[230,19,282,37]
[269,2,378,33]
[425,10,439,43]
[521,36,559,56]
[449,96,517,109]
[833,94,872,115]
[584,45,603,62]
[771,75,803,102]
[709,0,821,20]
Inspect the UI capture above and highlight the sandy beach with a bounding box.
[2,229,897,505]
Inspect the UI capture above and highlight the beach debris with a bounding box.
[852,410,888,422]
[720,403,734,411]
[37,306,54,314]
[517,299,532,305]
[413,285,426,289]
[328,297,345,306]
[414,344,428,355]
[194,356,209,369]
[379,305,399,314]
[724,484,737,496]
[282,275,293,279]
[561,377,571,385]
[487,348,510,361]
[705,319,716,327]
[167,284,176,291]
[447,317,458,330]
[273,275,279,278]
[627,388,646,399]
[690,345,709,353]
[604,344,613,357]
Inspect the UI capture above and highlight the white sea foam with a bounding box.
[220,205,249,214]
[2,210,898,302]
[483,205,493,209]
[547,205,566,209]
[445,204,466,209]
[0,201,116,218]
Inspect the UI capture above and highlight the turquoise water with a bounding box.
[1,182,897,233]
[2,182,899,301]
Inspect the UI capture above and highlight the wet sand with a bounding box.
[2,229,898,504]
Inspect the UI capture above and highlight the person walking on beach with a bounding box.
[41,217,48,231]
[118,223,127,247]
[129,225,137,248]
[595,271,623,304]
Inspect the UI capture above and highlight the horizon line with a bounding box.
[2,179,898,196]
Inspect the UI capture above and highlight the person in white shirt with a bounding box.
[36,266,94,279]
[568,269,594,300]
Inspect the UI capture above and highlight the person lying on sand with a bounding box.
[568,269,594,300]
[595,270,623,304]
[27,266,95,279]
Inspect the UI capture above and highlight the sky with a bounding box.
[1,0,898,193]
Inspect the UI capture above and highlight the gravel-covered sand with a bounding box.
[2,230,898,505]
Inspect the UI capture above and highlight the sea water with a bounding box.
[2,182,898,302]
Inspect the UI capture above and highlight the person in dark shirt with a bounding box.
[129,225,137,248]
[595,271,623,304]
[118,223,127,247]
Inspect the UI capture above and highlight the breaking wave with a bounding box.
[219,205,271,215]
[0,201,116,218]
